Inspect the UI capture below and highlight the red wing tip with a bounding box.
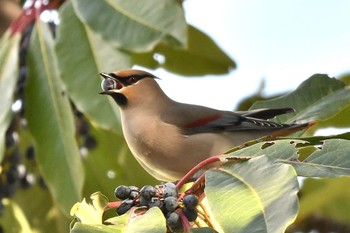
[184,115,221,128]
[305,120,317,130]
[271,120,316,139]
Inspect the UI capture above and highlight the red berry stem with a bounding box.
[104,200,123,210]
[188,173,206,197]
[177,209,192,233]
[176,155,224,190]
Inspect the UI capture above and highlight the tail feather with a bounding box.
[271,121,316,138]
[239,108,295,119]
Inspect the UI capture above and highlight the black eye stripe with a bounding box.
[108,73,120,79]
[124,74,149,85]
[107,73,152,86]
[125,74,149,79]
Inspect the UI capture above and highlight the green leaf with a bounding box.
[0,30,20,161]
[159,25,235,76]
[314,105,350,131]
[26,21,84,215]
[205,156,299,233]
[289,139,350,177]
[228,138,350,177]
[71,206,165,233]
[339,73,350,85]
[192,228,218,233]
[296,177,350,224]
[297,132,350,144]
[56,2,127,132]
[315,74,350,129]
[104,213,129,226]
[71,222,122,233]
[0,200,34,233]
[126,207,166,233]
[251,74,350,124]
[72,0,187,52]
[0,185,70,233]
[133,25,236,76]
[71,192,108,224]
[227,139,304,160]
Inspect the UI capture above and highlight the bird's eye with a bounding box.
[127,76,138,85]
[101,78,117,91]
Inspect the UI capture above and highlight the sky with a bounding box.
[148,0,350,115]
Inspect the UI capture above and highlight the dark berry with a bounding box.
[0,201,5,216]
[148,197,162,209]
[6,166,19,184]
[5,131,16,148]
[183,195,198,209]
[128,186,139,200]
[26,146,35,160]
[84,135,97,150]
[114,185,131,200]
[38,176,48,189]
[140,185,157,199]
[183,207,198,222]
[20,173,36,188]
[116,199,134,215]
[164,196,178,212]
[163,182,178,198]
[129,190,139,200]
[166,212,182,231]
[3,183,17,198]
[74,107,84,118]
[139,196,150,207]
[18,66,27,82]
[9,149,21,165]
[48,21,57,38]
[129,186,139,191]
[78,120,89,135]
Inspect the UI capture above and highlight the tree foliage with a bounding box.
[0,1,349,233]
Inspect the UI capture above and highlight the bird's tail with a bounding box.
[270,121,316,139]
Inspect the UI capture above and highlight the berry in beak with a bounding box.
[99,72,124,94]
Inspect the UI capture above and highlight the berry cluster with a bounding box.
[0,23,46,215]
[74,108,98,158]
[0,13,97,217]
[114,183,199,232]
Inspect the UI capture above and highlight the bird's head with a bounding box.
[99,69,160,107]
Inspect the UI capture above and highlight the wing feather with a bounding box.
[162,102,308,136]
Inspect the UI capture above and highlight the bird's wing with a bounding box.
[181,112,287,135]
[171,105,307,136]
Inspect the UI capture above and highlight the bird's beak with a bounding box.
[99,72,124,95]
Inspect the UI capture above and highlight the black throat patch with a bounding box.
[109,92,127,106]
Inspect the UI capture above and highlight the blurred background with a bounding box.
[1,0,350,232]
[160,0,350,111]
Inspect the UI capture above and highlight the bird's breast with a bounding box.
[120,113,236,181]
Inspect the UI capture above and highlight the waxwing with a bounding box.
[100,69,311,181]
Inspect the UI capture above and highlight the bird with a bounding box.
[99,69,311,181]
